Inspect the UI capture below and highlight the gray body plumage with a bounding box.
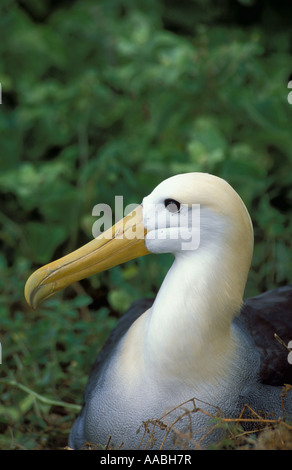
[69,287,292,450]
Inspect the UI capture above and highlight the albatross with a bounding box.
[25,172,292,449]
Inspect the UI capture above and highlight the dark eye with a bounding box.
[164,198,181,213]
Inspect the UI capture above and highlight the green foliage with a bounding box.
[0,0,291,449]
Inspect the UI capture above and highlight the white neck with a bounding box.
[118,216,252,389]
[143,246,243,385]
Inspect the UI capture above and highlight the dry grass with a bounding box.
[71,384,292,451]
[137,386,292,450]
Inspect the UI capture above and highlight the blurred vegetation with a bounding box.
[0,0,291,449]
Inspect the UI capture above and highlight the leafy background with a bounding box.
[0,0,291,449]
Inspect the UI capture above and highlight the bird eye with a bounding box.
[164,199,181,213]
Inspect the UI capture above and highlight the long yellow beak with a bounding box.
[25,205,149,309]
